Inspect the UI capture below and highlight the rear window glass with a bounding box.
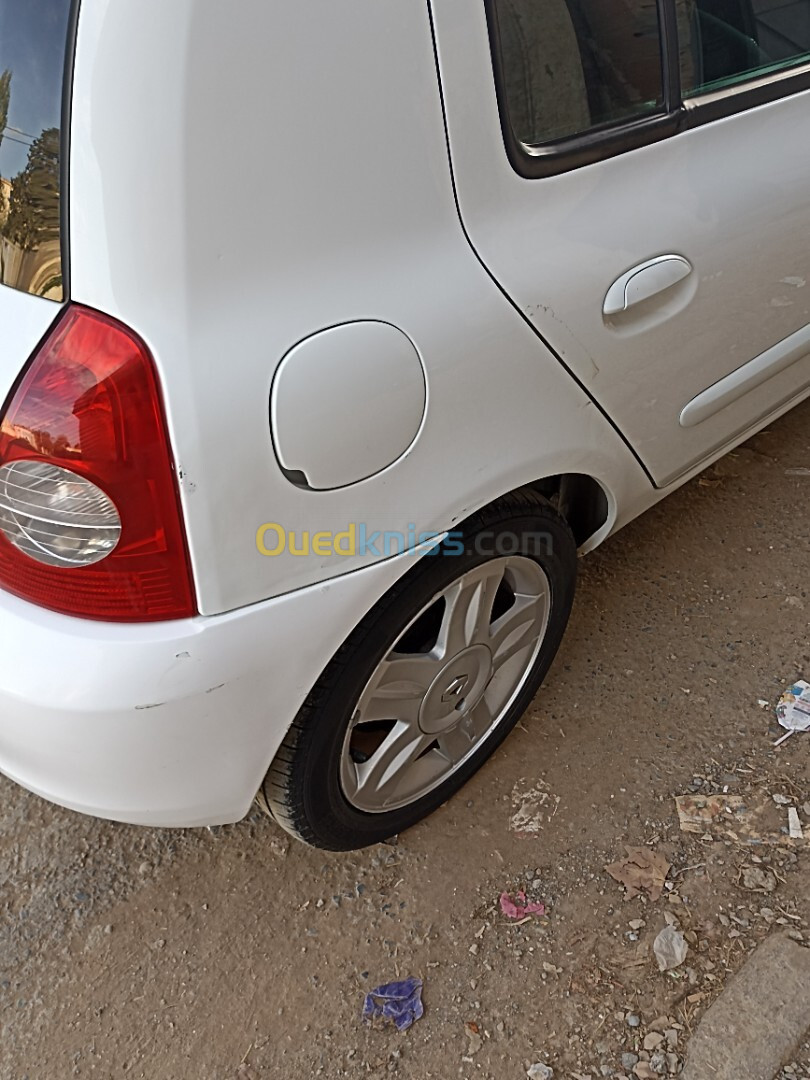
[491,0,665,146]
[0,0,74,301]
[678,0,810,95]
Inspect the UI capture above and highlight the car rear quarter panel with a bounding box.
[68,0,652,616]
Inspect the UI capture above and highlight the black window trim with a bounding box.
[60,0,82,302]
[486,0,810,179]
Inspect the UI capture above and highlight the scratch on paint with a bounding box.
[525,302,601,380]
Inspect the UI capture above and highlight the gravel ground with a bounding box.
[2,401,810,1080]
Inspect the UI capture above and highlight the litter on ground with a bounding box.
[774,680,810,744]
[653,925,689,972]
[499,890,546,919]
[362,976,424,1032]
[674,793,801,847]
[604,846,671,901]
[509,778,560,835]
[675,793,746,834]
[464,1021,483,1056]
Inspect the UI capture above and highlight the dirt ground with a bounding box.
[2,402,810,1080]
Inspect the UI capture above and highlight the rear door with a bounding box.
[431,0,810,486]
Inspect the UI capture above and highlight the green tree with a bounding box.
[5,126,60,250]
[0,69,10,151]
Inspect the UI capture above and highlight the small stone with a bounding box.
[270,833,289,859]
[648,1017,671,1033]
[138,861,152,875]
[469,943,479,956]
[664,1029,679,1049]
[627,1014,641,1028]
[644,1033,665,1051]
[666,1054,679,1075]
[622,1053,640,1070]
[650,1052,668,1075]
[629,920,646,931]
[527,1064,553,1080]
[633,1065,656,1079]
[741,866,777,893]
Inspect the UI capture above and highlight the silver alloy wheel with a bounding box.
[340,556,552,813]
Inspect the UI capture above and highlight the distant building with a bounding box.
[0,175,11,227]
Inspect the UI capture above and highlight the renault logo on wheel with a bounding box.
[441,675,469,704]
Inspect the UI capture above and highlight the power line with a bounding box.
[5,125,36,141]
[0,133,36,149]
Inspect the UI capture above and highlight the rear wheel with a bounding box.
[262,490,577,850]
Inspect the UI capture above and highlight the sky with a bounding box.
[0,0,72,180]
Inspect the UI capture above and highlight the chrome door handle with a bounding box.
[603,255,693,316]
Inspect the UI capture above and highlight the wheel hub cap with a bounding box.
[419,644,493,735]
[340,554,553,813]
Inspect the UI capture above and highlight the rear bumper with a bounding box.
[0,553,414,827]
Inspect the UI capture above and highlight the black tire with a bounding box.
[262,489,577,850]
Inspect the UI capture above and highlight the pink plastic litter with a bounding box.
[499,890,545,919]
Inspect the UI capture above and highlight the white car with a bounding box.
[0,0,808,849]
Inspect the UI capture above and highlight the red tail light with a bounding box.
[0,305,196,621]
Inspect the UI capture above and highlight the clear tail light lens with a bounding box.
[0,460,122,567]
[0,305,196,621]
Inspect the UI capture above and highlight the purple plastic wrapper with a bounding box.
[362,976,424,1031]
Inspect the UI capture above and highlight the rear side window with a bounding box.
[679,0,810,95]
[0,0,75,302]
[492,0,666,146]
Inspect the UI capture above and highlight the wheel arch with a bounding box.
[506,473,611,550]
